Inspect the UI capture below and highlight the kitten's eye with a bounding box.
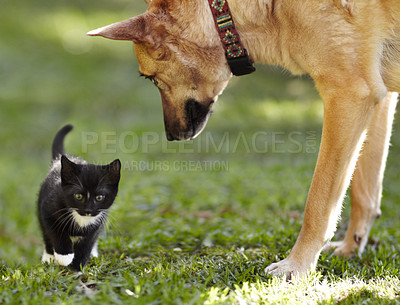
[95,194,105,202]
[74,193,84,201]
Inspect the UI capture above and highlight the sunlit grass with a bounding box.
[203,275,400,304]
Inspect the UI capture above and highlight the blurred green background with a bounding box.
[1,0,399,267]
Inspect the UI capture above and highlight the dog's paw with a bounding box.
[324,240,357,257]
[265,258,310,281]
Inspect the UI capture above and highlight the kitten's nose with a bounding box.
[84,210,92,216]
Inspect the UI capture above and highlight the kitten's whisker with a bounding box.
[103,215,114,232]
[96,211,106,228]
[51,208,70,216]
[60,210,75,235]
[51,210,73,231]
[72,213,79,233]
[101,212,120,234]
[58,214,71,235]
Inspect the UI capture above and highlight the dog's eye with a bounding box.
[149,77,159,86]
[140,73,160,87]
[146,76,158,87]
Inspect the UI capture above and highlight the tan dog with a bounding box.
[88,0,400,278]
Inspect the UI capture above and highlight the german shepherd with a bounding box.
[88,0,400,279]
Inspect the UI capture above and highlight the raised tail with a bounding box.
[52,124,73,160]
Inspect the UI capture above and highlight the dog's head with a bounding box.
[88,0,232,140]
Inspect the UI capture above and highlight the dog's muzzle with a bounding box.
[165,99,214,141]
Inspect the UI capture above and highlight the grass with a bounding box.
[1,0,400,304]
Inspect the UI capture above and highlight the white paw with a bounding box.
[41,250,55,263]
[91,243,99,258]
[265,258,310,280]
[54,253,74,266]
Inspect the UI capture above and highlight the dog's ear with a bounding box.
[144,0,152,4]
[146,44,170,60]
[87,14,156,44]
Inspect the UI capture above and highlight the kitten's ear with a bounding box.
[61,156,79,184]
[107,159,121,185]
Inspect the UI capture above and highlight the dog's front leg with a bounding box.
[266,78,387,279]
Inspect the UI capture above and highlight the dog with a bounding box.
[87,0,400,279]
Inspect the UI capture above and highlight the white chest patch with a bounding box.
[72,210,103,228]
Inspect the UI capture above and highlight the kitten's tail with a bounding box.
[52,124,73,160]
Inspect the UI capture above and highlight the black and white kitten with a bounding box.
[38,124,121,270]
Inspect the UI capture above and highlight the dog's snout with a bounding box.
[183,99,213,139]
[163,99,214,141]
[185,99,213,126]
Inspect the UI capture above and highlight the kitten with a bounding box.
[38,124,121,271]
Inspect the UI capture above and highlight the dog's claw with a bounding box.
[265,257,314,281]
[265,259,298,281]
[324,240,358,257]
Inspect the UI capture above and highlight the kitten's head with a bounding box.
[60,156,121,217]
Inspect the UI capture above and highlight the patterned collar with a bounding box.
[208,0,256,76]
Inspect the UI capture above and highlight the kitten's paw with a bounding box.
[91,244,99,258]
[41,250,55,263]
[54,253,74,266]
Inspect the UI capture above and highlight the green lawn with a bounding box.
[1,1,400,304]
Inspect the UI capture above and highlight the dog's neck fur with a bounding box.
[227,0,308,74]
[172,0,305,75]
[227,0,285,67]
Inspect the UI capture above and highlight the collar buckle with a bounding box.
[227,49,256,76]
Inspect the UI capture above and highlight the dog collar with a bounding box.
[208,0,256,76]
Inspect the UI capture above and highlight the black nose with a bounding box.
[185,99,213,133]
[166,131,177,141]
